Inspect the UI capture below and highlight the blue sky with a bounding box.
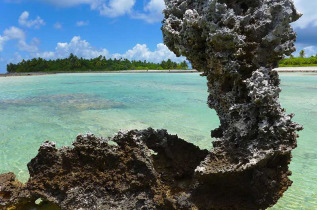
[0,0,315,73]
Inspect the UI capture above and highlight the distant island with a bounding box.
[279,50,317,67]
[6,53,189,73]
[7,51,317,73]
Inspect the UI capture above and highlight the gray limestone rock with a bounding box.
[162,0,303,208]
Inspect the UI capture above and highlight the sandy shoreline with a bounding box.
[0,72,57,77]
[0,70,198,77]
[1,67,317,77]
[273,67,317,72]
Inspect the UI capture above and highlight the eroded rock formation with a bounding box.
[0,129,209,209]
[162,0,302,208]
[1,0,303,209]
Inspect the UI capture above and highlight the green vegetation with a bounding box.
[279,50,317,67]
[7,54,189,73]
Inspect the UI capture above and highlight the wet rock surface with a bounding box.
[1,0,303,209]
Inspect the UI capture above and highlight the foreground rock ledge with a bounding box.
[0,128,298,209]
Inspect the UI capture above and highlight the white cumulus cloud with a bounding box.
[8,0,166,23]
[36,36,109,59]
[293,0,317,29]
[91,0,136,17]
[34,36,185,64]
[132,0,165,23]
[18,11,45,29]
[113,43,185,63]
[18,38,40,53]
[3,26,25,40]
[0,27,39,53]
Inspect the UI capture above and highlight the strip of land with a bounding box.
[0,72,56,77]
[0,70,198,77]
[1,67,317,77]
[274,67,317,72]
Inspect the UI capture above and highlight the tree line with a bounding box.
[7,54,189,73]
[279,50,317,67]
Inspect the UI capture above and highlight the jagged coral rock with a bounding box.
[0,173,31,209]
[0,129,208,209]
[162,0,302,208]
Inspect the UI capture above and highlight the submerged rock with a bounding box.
[0,94,124,111]
[0,0,303,209]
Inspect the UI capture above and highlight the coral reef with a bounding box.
[0,0,303,209]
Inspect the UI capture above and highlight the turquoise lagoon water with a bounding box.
[0,73,316,209]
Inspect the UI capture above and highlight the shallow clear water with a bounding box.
[0,73,316,209]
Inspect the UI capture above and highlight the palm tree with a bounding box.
[299,50,305,58]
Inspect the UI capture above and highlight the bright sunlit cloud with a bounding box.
[18,11,45,29]
[293,0,317,29]
[0,27,39,54]
[35,36,184,63]
[8,0,165,23]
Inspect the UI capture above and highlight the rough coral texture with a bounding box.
[0,173,30,209]
[0,129,209,209]
[0,0,303,209]
[162,0,302,208]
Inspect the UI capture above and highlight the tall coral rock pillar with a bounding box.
[163,0,303,209]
